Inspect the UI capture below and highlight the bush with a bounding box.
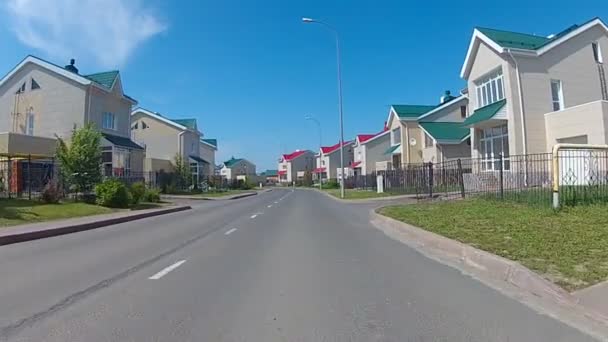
[95,179,131,208]
[325,179,340,189]
[143,189,161,203]
[130,182,146,204]
[41,181,62,204]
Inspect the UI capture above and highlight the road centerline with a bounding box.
[225,228,238,235]
[148,260,187,280]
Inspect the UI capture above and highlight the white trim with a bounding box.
[460,29,505,79]
[537,19,608,56]
[359,130,390,145]
[131,108,188,131]
[199,139,218,150]
[417,95,468,120]
[324,141,354,155]
[385,107,398,128]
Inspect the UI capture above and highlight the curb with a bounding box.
[302,187,419,204]
[369,209,577,306]
[0,205,192,246]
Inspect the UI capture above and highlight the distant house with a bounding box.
[352,128,389,176]
[131,108,213,185]
[0,55,143,178]
[220,157,256,180]
[277,150,315,184]
[314,141,354,181]
[261,170,279,184]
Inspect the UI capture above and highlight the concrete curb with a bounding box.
[162,191,262,201]
[300,187,419,204]
[370,209,578,306]
[0,205,192,247]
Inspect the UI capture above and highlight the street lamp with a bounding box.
[305,115,322,189]
[302,17,346,199]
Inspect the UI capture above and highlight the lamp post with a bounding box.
[305,115,322,189]
[302,17,346,199]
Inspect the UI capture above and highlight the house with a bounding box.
[260,170,279,184]
[0,56,143,177]
[220,157,256,180]
[352,127,389,176]
[130,108,212,184]
[277,150,315,184]
[461,18,608,170]
[314,141,354,181]
[199,138,218,176]
[381,91,471,170]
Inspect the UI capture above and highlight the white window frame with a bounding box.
[478,125,510,171]
[593,42,604,64]
[391,127,401,145]
[551,80,564,111]
[474,69,505,109]
[25,110,34,136]
[102,112,116,130]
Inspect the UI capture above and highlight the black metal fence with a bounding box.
[374,150,608,207]
[0,156,59,200]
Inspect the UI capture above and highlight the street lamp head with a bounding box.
[302,17,315,23]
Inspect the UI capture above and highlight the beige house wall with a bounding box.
[144,158,173,173]
[131,113,181,162]
[181,130,201,158]
[0,63,87,140]
[440,142,471,161]
[87,86,132,138]
[199,143,216,175]
[422,98,468,123]
[545,101,608,146]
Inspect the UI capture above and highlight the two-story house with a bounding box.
[351,128,389,176]
[381,91,471,170]
[313,141,354,181]
[199,138,217,176]
[220,157,256,180]
[277,149,315,184]
[461,18,608,171]
[130,108,213,185]
[0,56,144,177]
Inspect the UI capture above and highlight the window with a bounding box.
[15,82,25,94]
[391,127,401,145]
[460,105,467,118]
[478,125,510,171]
[131,122,138,130]
[475,70,505,108]
[25,110,34,136]
[31,78,40,90]
[593,42,603,64]
[551,80,564,111]
[142,121,148,129]
[112,148,131,176]
[102,112,116,130]
[424,133,434,148]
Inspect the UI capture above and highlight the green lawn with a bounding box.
[200,189,255,198]
[379,199,608,291]
[0,199,113,227]
[324,189,403,199]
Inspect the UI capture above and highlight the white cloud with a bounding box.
[5,0,166,68]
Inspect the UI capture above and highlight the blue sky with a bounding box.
[1,0,606,171]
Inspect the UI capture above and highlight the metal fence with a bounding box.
[375,150,608,207]
[0,155,59,200]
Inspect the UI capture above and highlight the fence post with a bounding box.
[27,154,32,200]
[428,161,434,198]
[499,154,504,200]
[457,159,465,198]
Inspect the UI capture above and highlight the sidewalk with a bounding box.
[0,205,191,246]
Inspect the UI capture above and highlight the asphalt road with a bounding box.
[0,189,598,341]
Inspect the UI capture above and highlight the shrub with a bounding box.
[325,179,340,189]
[130,182,146,204]
[143,189,161,203]
[41,180,62,204]
[95,179,130,208]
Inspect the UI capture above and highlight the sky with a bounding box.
[1,0,607,171]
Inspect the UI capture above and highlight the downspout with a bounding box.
[178,131,186,162]
[506,48,528,156]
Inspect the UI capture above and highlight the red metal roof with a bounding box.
[282,150,308,161]
[313,167,326,173]
[350,161,362,168]
[278,170,287,175]
[356,127,389,144]
[320,141,353,154]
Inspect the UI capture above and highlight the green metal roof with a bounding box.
[84,71,119,89]
[419,122,470,142]
[201,138,217,147]
[392,105,436,119]
[264,170,278,177]
[171,118,197,130]
[477,27,550,50]
[384,144,401,155]
[224,157,243,167]
[464,99,507,126]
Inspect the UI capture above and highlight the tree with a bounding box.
[173,154,191,190]
[56,123,103,194]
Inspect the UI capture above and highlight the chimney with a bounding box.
[65,59,79,74]
[440,90,454,104]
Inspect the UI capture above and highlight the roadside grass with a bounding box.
[0,199,113,227]
[324,189,403,199]
[379,198,608,291]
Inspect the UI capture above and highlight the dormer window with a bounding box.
[31,78,40,90]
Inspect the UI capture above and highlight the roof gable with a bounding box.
[224,157,243,167]
[320,141,353,155]
[391,104,436,119]
[84,70,119,90]
[131,108,189,131]
[171,118,197,130]
[201,138,217,149]
[282,150,311,162]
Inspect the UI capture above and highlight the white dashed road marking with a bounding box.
[149,260,186,280]
[225,228,238,235]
